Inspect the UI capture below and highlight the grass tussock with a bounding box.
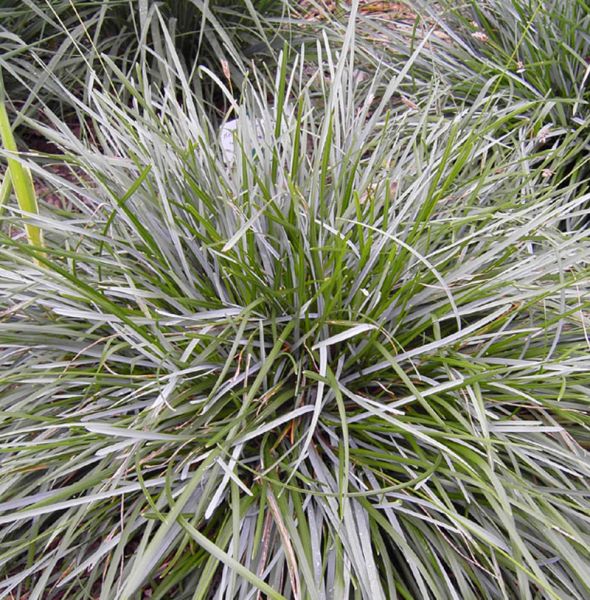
[0,1,589,599]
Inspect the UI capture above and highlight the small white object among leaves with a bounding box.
[219,118,239,164]
[219,117,265,165]
[471,31,489,42]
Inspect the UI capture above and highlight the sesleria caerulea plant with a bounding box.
[1,3,590,599]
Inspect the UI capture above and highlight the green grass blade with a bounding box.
[0,100,42,248]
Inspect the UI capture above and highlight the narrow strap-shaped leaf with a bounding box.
[0,100,43,249]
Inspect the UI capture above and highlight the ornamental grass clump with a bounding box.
[435,0,590,125]
[1,4,590,600]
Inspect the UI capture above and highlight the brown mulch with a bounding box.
[298,0,452,44]
[299,0,417,21]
